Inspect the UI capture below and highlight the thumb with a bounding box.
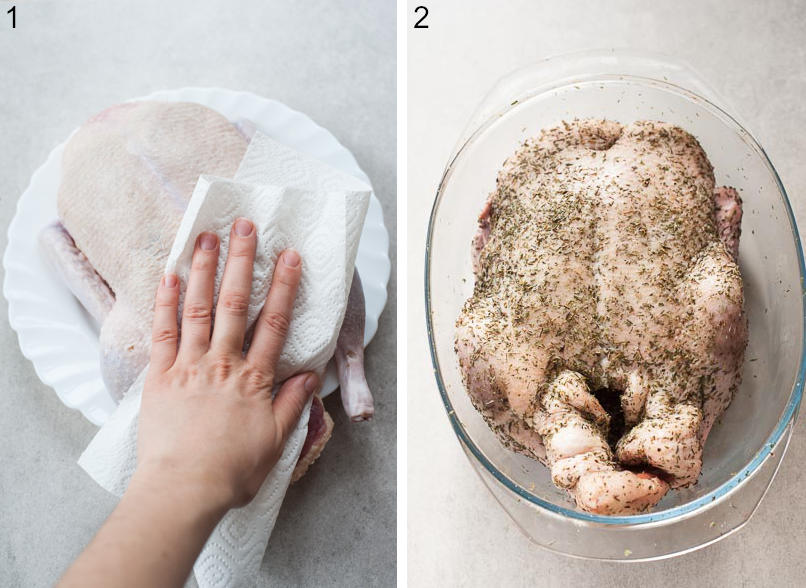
[273,372,319,443]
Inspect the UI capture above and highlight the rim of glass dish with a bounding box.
[425,74,806,526]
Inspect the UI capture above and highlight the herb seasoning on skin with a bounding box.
[455,119,748,515]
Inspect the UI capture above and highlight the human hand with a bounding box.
[133,218,319,513]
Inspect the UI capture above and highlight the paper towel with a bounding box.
[78,132,371,587]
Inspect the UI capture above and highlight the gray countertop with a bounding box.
[0,1,395,586]
[407,0,806,586]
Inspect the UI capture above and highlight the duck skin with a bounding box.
[456,119,747,514]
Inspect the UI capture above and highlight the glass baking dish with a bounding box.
[425,50,804,560]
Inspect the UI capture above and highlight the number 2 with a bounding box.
[7,6,15,29]
[414,6,428,29]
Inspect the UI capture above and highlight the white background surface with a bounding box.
[407,1,806,586]
[0,1,395,586]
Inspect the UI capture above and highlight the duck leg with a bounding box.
[537,370,669,514]
[335,271,374,422]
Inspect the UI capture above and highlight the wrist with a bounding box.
[128,465,232,526]
[70,466,231,588]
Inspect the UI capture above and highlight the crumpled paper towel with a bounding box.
[78,132,371,587]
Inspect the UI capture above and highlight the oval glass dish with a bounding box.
[425,51,805,560]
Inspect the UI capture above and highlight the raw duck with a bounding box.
[40,100,373,479]
[455,119,747,514]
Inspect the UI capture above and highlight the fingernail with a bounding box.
[163,274,178,288]
[199,233,218,250]
[234,218,253,237]
[304,374,319,395]
[283,249,301,267]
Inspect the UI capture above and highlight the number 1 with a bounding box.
[7,6,15,28]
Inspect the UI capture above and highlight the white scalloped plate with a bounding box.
[3,87,390,426]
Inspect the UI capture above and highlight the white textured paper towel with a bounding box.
[78,133,371,587]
